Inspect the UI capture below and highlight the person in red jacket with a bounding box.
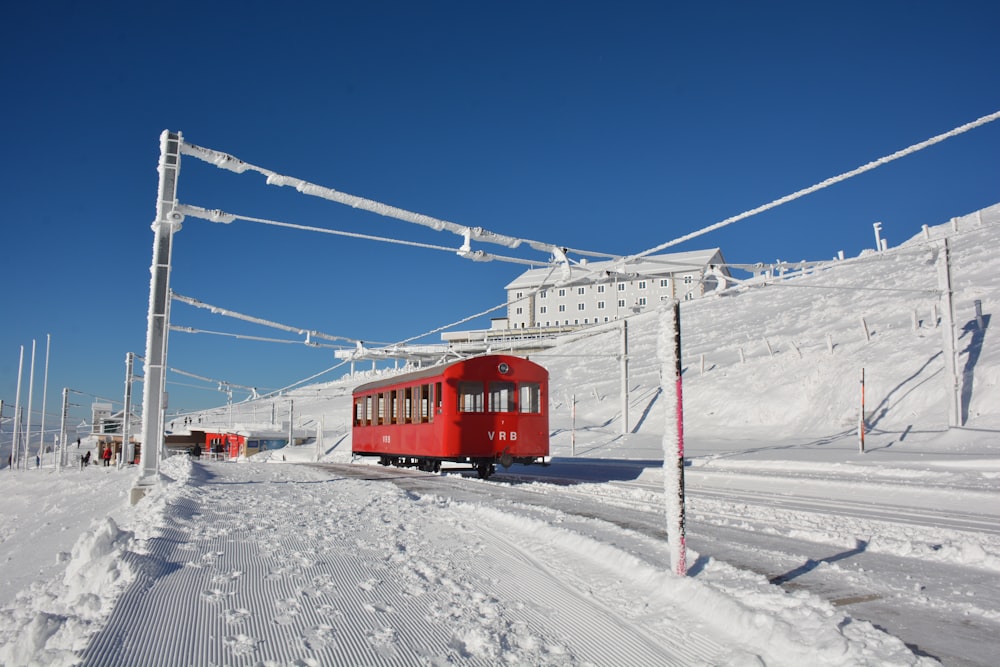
[102,446,112,467]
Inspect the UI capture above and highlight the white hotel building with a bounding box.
[503,248,729,329]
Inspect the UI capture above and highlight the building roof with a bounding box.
[504,248,727,290]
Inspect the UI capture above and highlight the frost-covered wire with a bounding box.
[177,204,548,267]
[627,109,1000,263]
[171,292,359,344]
[169,325,348,348]
[179,141,615,263]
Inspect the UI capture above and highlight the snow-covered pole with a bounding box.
[937,239,961,427]
[135,131,184,502]
[38,334,50,462]
[859,368,866,453]
[120,352,135,470]
[620,320,629,435]
[25,340,36,469]
[11,346,24,470]
[658,300,687,576]
[59,388,68,471]
[571,394,576,457]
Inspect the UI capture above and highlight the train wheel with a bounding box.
[476,462,495,479]
[433,461,441,473]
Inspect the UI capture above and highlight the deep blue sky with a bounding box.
[2,1,998,424]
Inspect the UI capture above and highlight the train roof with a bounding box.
[352,354,544,394]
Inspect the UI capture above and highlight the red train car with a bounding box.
[352,354,549,478]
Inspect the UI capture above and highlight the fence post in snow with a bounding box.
[738,347,745,364]
[912,309,920,332]
[922,224,931,240]
[826,333,834,354]
[932,304,940,327]
[763,338,774,357]
[951,217,959,233]
[975,300,984,331]
[700,354,706,375]
[657,301,687,576]
[571,394,576,457]
[937,238,961,427]
[859,368,866,453]
[790,340,802,359]
[860,317,871,342]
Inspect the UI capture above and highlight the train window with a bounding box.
[418,384,429,423]
[364,395,373,425]
[377,393,386,425]
[403,387,413,424]
[519,383,541,413]
[389,390,398,424]
[488,381,516,412]
[434,382,442,419]
[354,398,364,426]
[457,381,484,412]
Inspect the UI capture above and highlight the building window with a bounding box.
[515,307,522,314]
[597,285,605,293]
[660,278,670,288]
[618,283,626,291]
[684,292,694,300]
[558,288,566,297]
[516,291,523,299]
[684,275,693,284]
[558,304,566,312]
[539,290,547,299]
[578,303,585,311]
[577,287,585,295]
[638,297,647,306]
[638,280,647,289]
[618,299,626,308]
[597,301,605,310]
[540,306,547,314]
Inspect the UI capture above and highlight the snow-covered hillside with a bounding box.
[1,204,997,666]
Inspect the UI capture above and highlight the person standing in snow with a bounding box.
[102,446,112,467]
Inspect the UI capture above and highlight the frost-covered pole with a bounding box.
[658,300,687,576]
[59,388,68,471]
[859,368,866,453]
[937,239,961,427]
[10,346,24,470]
[25,340,36,468]
[135,131,184,501]
[38,334,50,461]
[620,320,629,435]
[120,352,135,469]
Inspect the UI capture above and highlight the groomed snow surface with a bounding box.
[2,205,1000,666]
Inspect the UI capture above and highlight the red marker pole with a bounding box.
[659,300,687,576]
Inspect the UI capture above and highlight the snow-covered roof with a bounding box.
[504,248,727,290]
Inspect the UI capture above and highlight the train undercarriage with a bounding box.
[375,454,549,479]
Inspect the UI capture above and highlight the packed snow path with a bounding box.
[83,460,728,666]
[73,457,925,666]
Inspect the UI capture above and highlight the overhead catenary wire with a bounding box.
[175,204,544,266]
[625,109,1000,264]
[178,142,616,263]
[170,325,349,349]
[171,292,360,345]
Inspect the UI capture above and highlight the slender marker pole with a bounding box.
[659,301,687,576]
[859,368,866,453]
